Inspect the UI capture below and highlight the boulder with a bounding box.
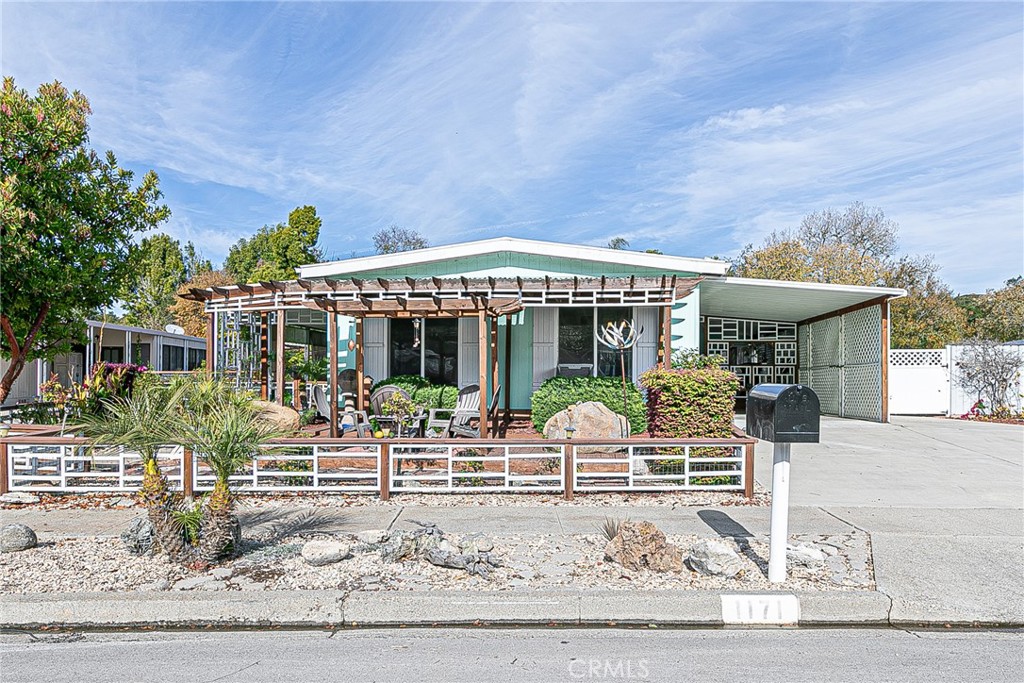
[544,402,629,442]
[253,400,301,433]
[460,533,494,554]
[787,542,826,569]
[356,529,390,545]
[686,539,744,578]
[0,492,41,505]
[301,539,352,566]
[0,523,38,553]
[603,521,683,573]
[121,517,157,556]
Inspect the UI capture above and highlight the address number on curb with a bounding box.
[721,594,800,625]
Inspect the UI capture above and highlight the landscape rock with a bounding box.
[356,529,390,545]
[687,539,744,578]
[460,533,494,554]
[0,523,37,553]
[787,542,826,568]
[121,517,157,556]
[543,402,629,446]
[0,492,41,505]
[253,400,301,433]
[604,521,683,573]
[301,539,352,566]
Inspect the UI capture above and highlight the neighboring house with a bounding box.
[0,320,207,407]
[188,237,905,422]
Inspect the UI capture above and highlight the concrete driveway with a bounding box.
[739,414,1024,624]
[743,415,1023,509]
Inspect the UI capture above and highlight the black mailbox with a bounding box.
[746,384,820,443]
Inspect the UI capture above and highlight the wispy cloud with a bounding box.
[2,2,1020,292]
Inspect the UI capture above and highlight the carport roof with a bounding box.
[700,277,905,323]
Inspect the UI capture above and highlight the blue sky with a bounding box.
[3,1,1022,293]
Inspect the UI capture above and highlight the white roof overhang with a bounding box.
[699,277,906,323]
[298,237,729,279]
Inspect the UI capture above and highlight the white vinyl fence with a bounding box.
[889,344,1024,416]
[1,435,755,498]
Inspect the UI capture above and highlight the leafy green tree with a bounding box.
[372,224,428,254]
[121,234,186,329]
[182,241,212,281]
[224,205,323,282]
[607,237,630,250]
[0,78,169,403]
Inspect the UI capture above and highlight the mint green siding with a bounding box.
[333,253,698,280]
[497,309,534,410]
[670,287,701,357]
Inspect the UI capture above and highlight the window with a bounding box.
[597,307,633,379]
[133,343,151,367]
[100,346,124,364]
[162,345,185,371]
[187,348,205,370]
[390,318,458,385]
[558,308,594,367]
[390,319,420,377]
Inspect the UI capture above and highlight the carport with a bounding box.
[698,277,905,422]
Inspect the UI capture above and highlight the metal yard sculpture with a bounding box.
[597,319,643,436]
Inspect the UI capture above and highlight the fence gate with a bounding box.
[888,349,950,415]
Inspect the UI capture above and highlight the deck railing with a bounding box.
[0,431,756,499]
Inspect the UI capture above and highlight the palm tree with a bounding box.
[177,379,286,563]
[78,380,191,561]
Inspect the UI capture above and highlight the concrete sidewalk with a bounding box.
[2,416,1022,628]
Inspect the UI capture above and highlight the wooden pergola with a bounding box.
[180,274,702,437]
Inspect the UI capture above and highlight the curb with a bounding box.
[0,589,926,630]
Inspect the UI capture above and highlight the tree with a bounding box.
[373,224,428,254]
[962,279,1024,343]
[954,339,1022,416]
[887,255,969,348]
[170,269,235,337]
[121,234,186,330]
[224,205,323,282]
[0,78,169,403]
[607,237,630,250]
[733,202,967,348]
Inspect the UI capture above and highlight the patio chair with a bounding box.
[449,385,501,439]
[312,384,372,437]
[425,384,480,437]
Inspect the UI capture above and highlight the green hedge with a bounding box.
[639,367,739,438]
[530,376,647,434]
[371,375,458,411]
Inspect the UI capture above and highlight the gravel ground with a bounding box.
[1,486,769,512]
[0,528,871,596]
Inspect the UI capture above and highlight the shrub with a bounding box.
[640,367,739,439]
[530,376,646,434]
[372,375,458,411]
[671,348,726,370]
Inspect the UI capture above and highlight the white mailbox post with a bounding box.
[745,384,821,584]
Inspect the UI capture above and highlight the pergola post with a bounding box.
[478,310,487,437]
[661,304,672,369]
[205,313,214,377]
[503,315,512,425]
[329,311,339,437]
[259,312,269,400]
[490,315,499,437]
[355,317,365,412]
[275,310,286,406]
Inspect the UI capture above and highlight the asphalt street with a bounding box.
[1,627,1021,683]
